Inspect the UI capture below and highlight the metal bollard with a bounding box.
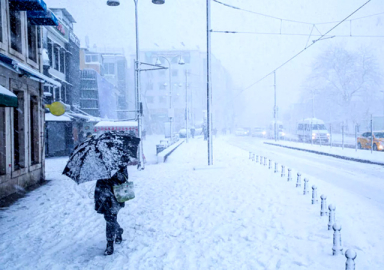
[256,155,259,163]
[287,168,292,181]
[345,249,357,270]
[274,162,278,173]
[320,194,328,216]
[332,223,343,255]
[264,157,267,166]
[281,165,285,177]
[268,159,272,169]
[312,185,318,204]
[296,173,301,187]
[328,204,336,230]
[303,178,309,195]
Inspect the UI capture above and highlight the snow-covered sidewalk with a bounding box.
[0,137,383,269]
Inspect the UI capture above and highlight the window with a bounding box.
[85,55,91,62]
[0,107,5,175]
[81,90,98,99]
[27,19,37,62]
[30,96,39,165]
[298,124,303,130]
[172,70,178,77]
[146,96,154,103]
[60,49,65,73]
[47,40,53,67]
[55,87,60,101]
[159,96,166,103]
[80,100,98,109]
[86,54,99,63]
[10,9,22,53]
[103,63,115,75]
[54,46,59,70]
[92,55,98,62]
[13,92,25,170]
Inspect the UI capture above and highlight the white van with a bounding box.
[297,118,329,143]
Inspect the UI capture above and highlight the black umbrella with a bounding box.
[63,132,140,184]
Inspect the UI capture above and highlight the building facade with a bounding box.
[42,8,82,157]
[0,0,61,199]
[80,47,129,120]
[128,49,235,135]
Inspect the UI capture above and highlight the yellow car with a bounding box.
[357,131,384,151]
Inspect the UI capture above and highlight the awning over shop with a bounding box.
[17,63,61,88]
[27,9,58,26]
[9,0,47,11]
[45,112,71,122]
[0,85,18,108]
[0,53,61,88]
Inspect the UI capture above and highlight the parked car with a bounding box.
[251,127,266,137]
[235,128,249,136]
[357,131,384,151]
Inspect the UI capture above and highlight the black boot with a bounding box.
[115,228,124,244]
[104,241,114,256]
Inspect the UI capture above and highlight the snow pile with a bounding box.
[0,137,383,269]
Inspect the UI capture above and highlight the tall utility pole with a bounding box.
[206,0,213,165]
[274,71,277,142]
[134,0,144,170]
[185,70,189,143]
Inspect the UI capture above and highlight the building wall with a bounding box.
[0,1,46,199]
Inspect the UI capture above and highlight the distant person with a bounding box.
[190,127,195,139]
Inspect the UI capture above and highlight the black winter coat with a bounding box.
[94,167,128,214]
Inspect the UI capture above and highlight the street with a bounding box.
[1,135,384,269]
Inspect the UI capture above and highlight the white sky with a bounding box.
[45,0,384,126]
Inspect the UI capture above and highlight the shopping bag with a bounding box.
[113,181,135,202]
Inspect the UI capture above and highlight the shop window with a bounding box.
[10,9,22,53]
[60,49,65,73]
[30,96,39,165]
[13,92,25,170]
[27,19,37,62]
[0,107,5,175]
[54,46,59,70]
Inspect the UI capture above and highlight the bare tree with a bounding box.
[302,45,382,129]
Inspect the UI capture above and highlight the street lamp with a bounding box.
[107,0,165,170]
[155,55,185,139]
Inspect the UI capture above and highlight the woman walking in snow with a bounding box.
[94,158,129,255]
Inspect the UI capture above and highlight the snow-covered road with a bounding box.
[227,136,384,209]
[0,136,383,269]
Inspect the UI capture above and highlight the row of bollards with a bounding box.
[248,151,357,269]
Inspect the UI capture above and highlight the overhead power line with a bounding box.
[212,0,383,26]
[212,30,384,38]
[229,0,372,101]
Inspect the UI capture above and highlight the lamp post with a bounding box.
[156,55,184,139]
[206,0,213,165]
[107,0,165,170]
